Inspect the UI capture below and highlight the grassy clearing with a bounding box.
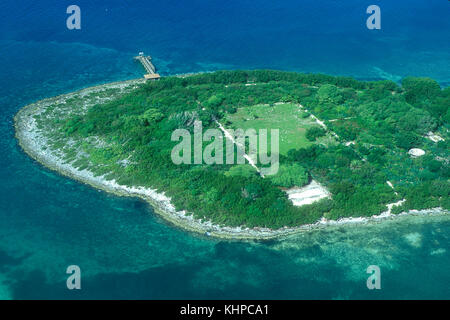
[224,102,335,155]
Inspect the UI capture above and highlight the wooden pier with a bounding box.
[134,53,161,80]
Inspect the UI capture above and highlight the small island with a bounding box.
[15,70,449,239]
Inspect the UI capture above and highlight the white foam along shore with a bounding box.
[14,79,449,240]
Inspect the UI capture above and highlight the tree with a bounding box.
[317,84,343,104]
[242,183,262,200]
[225,165,258,178]
[394,132,419,150]
[270,163,308,188]
[402,77,440,105]
[140,108,164,126]
[204,94,224,109]
[306,126,326,141]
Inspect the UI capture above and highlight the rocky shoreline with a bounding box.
[14,79,449,240]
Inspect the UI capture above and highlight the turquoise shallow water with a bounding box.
[0,0,449,299]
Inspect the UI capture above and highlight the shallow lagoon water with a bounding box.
[0,0,449,299]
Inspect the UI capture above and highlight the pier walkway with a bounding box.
[134,53,161,80]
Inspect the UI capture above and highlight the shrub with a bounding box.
[270,163,308,188]
[306,126,326,141]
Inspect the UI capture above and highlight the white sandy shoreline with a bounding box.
[14,78,449,241]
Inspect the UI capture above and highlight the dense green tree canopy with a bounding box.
[34,70,449,229]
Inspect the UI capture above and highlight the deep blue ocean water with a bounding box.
[0,0,449,299]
